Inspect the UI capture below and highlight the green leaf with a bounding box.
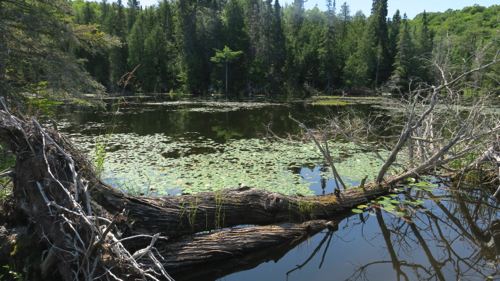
[384,206,396,211]
[351,209,363,213]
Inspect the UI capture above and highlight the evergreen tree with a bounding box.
[175,0,203,94]
[338,2,350,40]
[108,1,129,91]
[223,0,250,92]
[100,0,110,23]
[127,0,141,32]
[391,14,414,89]
[64,0,500,94]
[0,0,114,104]
[211,46,243,94]
[319,0,338,91]
[388,10,402,65]
[414,10,432,83]
[127,12,146,90]
[271,0,286,86]
[342,11,370,87]
[367,0,390,86]
[291,0,305,34]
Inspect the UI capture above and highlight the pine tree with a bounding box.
[211,46,243,94]
[223,0,250,92]
[342,11,370,87]
[319,0,338,91]
[175,0,202,94]
[271,0,286,83]
[127,0,141,32]
[107,1,129,91]
[391,14,414,90]
[0,0,114,103]
[414,10,432,83]
[127,12,146,90]
[367,0,390,86]
[338,2,350,40]
[388,10,402,66]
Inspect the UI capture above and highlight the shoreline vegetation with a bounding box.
[1,0,500,280]
[68,1,500,97]
[1,78,500,279]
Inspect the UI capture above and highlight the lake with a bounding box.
[50,95,500,281]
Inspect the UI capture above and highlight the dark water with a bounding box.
[54,100,369,141]
[52,100,500,281]
[205,186,500,281]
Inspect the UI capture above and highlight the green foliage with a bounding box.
[179,197,199,230]
[352,180,437,218]
[94,134,109,178]
[1,0,118,105]
[211,46,244,65]
[66,0,500,95]
[297,199,315,220]
[214,184,226,229]
[211,46,243,94]
[25,98,63,116]
[2,265,22,280]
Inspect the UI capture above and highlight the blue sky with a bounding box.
[103,0,498,19]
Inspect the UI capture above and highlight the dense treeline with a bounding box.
[73,0,500,96]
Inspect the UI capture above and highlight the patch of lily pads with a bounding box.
[351,180,439,218]
[131,101,287,113]
[311,100,351,106]
[70,132,386,197]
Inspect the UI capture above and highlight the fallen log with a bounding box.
[0,109,392,280]
[154,220,340,275]
[108,182,389,239]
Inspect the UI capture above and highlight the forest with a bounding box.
[70,0,500,96]
[2,0,500,280]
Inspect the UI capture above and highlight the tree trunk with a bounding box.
[0,110,391,280]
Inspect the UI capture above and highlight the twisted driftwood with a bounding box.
[0,110,392,280]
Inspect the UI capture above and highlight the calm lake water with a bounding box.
[51,96,500,281]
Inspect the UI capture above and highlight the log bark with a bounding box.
[0,110,392,280]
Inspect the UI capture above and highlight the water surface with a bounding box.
[51,98,500,280]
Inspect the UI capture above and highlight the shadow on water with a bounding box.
[171,183,500,281]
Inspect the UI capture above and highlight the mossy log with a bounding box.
[0,110,392,280]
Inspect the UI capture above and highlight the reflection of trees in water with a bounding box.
[346,187,500,280]
[286,228,335,280]
[285,185,500,281]
[319,165,328,195]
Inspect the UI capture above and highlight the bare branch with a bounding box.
[289,115,347,189]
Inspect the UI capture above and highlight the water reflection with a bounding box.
[205,184,500,281]
[50,101,500,280]
[51,102,366,142]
